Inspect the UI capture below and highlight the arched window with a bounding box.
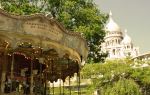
[113,49,115,55]
[118,40,120,44]
[112,40,114,45]
[128,52,131,56]
[117,49,120,56]
[116,39,117,44]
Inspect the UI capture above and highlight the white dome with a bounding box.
[105,11,121,32]
[121,29,132,44]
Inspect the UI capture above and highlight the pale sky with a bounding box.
[94,0,150,54]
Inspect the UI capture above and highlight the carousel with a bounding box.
[0,9,88,95]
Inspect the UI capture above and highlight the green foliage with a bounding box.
[81,63,101,79]
[104,79,141,95]
[1,0,108,63]
[1,0,40,15]
[81,59,150,95]
[47,0,108,63]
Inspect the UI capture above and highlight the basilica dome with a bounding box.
[105,11,121,32]
[121,29,132,45]
[102,11,139,59]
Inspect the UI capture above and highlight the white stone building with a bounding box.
[101,11,139,59]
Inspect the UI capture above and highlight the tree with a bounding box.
[56,0,108,63]
[104,79,141,95]
[81,59,150,95]
[1,0,40,15]
[1,0,108,63]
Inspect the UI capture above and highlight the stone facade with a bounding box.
[101,11,139,59]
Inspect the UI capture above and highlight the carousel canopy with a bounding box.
[0,9,88,82]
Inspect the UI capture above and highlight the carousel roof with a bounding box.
[0,9,88,82]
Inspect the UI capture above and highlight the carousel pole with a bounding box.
[67,58,71,95]
[59,63,62,95]
[49,81,51,95]
[10,53,15,92]
[30,55,34,95]
[62,81,64,95]
[1,42,9,94]
[10,53,14,79]
[39,62,42,95]
[44,71,47,95]
[39,48,43,95]
[59,79,61,95]
[77,72,81,95]
[51,59,55,95]
[53,82,54,95]
[69,76,71,95]
[48,60,51,95]
[39,36,43,95]
[38,48,43,95]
